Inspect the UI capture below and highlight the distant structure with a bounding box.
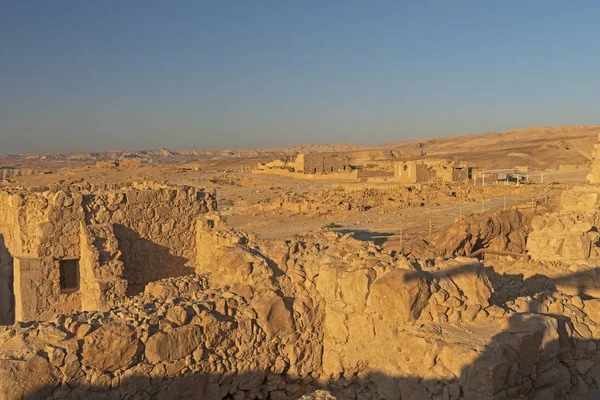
[514,165,530,174]
[587,133,600,183]
[254,153,472,184]
[293,153,352,174]
[394,160,471,184]
[253,153,356,179]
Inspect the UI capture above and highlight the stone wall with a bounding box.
[395,161,471,184]
[561,186,600,212]
[190,216,600,399]
[527,186,600,262]
[355,169,395,179]
[527,212,600,261]
[0,182,217,324]
[395,162,434,183]
[4,220,600,398]
[252,168,359,181]
[79,223,127,311]
[83,183,215,295]
[296,153,351,174]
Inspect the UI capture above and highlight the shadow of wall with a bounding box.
[113,224,194,296]
[0,233,15,325]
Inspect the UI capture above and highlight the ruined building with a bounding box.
[394,160,471,184]
[0,182,216,325]
[293,153,352,174]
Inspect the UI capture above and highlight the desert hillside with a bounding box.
[379,125,600,169]
[1,125,598,172]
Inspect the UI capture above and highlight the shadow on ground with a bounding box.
[334,229,395,246]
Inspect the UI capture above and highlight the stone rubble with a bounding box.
[4,211,600,399]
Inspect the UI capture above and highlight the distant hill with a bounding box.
[1,125,598,171]
[378,125,600,169]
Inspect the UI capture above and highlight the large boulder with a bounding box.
[0,355,59,400]
[82,324,141,372]
[445,261,494,307]
[252,289,295,338]
[369,268,431,322]
[145,325,203,363]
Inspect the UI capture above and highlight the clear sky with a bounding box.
[1,1,599,154]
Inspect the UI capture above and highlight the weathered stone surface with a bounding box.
[0,355,59,400]
[252,289,294,338]
[6,196,600,400]
[145,325,203,363]
[82,324,140,372]
[369,268,431,322]
[446,261,494,307]
[584,299,600,324]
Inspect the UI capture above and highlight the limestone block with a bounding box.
[0,355,59,400]
[369,268,431,322]
[145,325,203,363]
[448,264,494,307]
[584,299,600,324]
[82,324,141,372]
[252,289,294,338]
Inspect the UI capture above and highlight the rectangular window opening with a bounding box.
[59,259,80,293]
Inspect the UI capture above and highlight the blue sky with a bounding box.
[1,1,599,153]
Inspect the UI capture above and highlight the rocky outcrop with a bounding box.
[435,209,530,257]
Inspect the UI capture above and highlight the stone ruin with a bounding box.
[8,167,600,399]
[6,203,600,399]
[0,181,216,325]
[394,160,471,184]
[254,153,354,178]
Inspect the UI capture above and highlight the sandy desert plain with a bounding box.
[2,125,600,400]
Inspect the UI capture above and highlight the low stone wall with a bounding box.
[527,212,600,261]
[560,186,600,212]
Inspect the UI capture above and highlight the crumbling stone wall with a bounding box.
[527,186,600,262]
[79,223,127,311]
[190,216,600,399]
[527,212,600,261]
[83,183,215,295]
[395,161,471,184]
[4,226,600,399]
[296,153,351,174]
[355,169,394,179]
[0,182,216,324]
[395,161,433,183]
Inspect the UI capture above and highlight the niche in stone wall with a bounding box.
[0,235,15,325]
[59,259,80,293]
